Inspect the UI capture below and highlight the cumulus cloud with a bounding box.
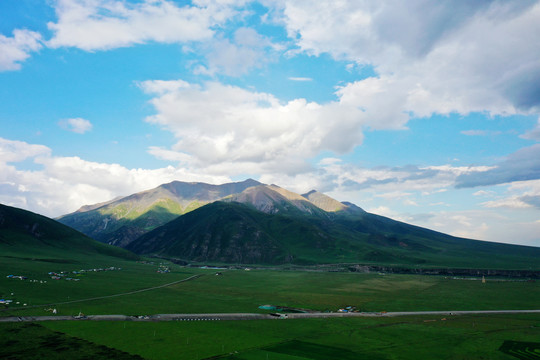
[455,144,540,188]
[46,0,243,51]
[58,118,93,134]
[272,0,540,124]
[0,138,51,163]
[0,137,230,217]
[198,27,278,76]
[0,29,42,71]
[140,79,366,175]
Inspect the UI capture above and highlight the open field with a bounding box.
[2,257,539,359]
[3,313,539,359]
[2,260,539,316]
[36,314,540,359]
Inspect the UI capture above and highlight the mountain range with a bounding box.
[57,179,260,247]
[57,179,540,269]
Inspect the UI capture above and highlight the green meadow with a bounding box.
[1,257,539,359]
[2,260,540,317]
[36,314,540,359]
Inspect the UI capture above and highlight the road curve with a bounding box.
[1,310,539,323]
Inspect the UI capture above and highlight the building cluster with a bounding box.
[48,266,122,280]
[5,275,27,280]
[337,306,358,313]
[157,264,171,273]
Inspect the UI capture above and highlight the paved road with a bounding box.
[1,309,539,323]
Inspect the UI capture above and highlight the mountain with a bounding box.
[301,190,348,212]
[57,179,261,247]
[59,179,540,269]
[223,184,326,216]
[126,201,359,265]
[126,186,540,269]
[0,203,137,262]
[126,202,288,264]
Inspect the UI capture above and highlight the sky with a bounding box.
[1,0,540,247]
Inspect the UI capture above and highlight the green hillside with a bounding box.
[0,203,137,262]
[126,201,540,269]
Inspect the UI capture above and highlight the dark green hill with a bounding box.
[0,203,137,262]
[127,201,367,265]
[126,202,295,264]
[126,201,540,269]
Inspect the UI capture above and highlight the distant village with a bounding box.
[2,266,123,308]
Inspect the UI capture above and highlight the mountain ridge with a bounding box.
[57,178,261,247]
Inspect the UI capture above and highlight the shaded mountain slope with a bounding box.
[127,200,540,269]
[126,201,343,264]
[0,204,137,262]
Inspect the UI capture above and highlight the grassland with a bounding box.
[2,262,539,317]
[2,257,539,359]
[41,314,540,360]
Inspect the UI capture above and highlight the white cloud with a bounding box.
[46,0,241,51]
[192,27,281,76]
[473,190,495,197]
[140,79,366,175]
[273,0,540,125]
[0,29,42,71]
[0,137,230,217]
[288,77,312,81]
[58,118,93,134]
[0,138,51,163]
[482,198,532,209]
[204,29,270,76]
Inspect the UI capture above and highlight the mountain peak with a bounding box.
[301,190,346,212]
[225,184,321,215]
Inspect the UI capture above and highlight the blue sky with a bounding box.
[1,0,540,246]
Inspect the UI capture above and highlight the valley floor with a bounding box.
[1,258,539,359]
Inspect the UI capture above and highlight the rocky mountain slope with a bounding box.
[57,179,260,247]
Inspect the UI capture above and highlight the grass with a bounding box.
[0,322,144,360]
[1,255,539,359]
[38,314,540,360]
[2,263,539,317]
